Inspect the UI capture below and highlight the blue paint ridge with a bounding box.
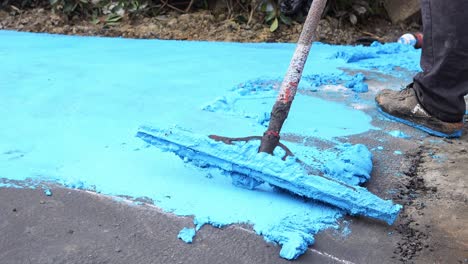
[136,125,402,225]
[303,73,342,90]
[332,42,421,75]
[323,143,372,186]
[303,72,368,93]
[344,73,368,93]
[333,46,379,63]
[178,228,196,243]
[136,126,402,259]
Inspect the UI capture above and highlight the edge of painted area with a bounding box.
[0,29,300,46]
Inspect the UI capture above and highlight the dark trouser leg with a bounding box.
[413,0,468,122]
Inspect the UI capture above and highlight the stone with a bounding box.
[384,0,421,23]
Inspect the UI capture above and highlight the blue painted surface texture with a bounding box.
[0,31,421,260]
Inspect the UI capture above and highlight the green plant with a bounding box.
[48,0,152,26]
[0,0,36,8]
[261,0,292,32]
[3,0,390,34]
[107,0,148,15]
[49,0,96,16]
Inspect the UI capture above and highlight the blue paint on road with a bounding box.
[0,31,420,260]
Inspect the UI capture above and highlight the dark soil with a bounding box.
[392,147,433,263]
[0,7,420,44]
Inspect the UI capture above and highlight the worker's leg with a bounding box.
[375,0,466,138]
[413,0,468,122]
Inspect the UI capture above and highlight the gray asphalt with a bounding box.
[0,187,345,264]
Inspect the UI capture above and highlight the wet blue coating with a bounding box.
[0,31,419,260]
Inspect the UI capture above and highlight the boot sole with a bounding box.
[377,107,463,138]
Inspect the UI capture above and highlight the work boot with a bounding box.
[375,85,464,138]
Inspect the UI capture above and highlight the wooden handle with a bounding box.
[259,0,328,154]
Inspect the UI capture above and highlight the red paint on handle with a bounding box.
[258,0,328,154]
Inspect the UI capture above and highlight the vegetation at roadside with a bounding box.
[0,0,388,31]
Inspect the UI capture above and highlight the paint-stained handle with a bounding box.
[259,0,328,154]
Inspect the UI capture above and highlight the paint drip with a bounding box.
[178,228,196,243]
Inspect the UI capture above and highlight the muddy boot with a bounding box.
[375,85,464,138]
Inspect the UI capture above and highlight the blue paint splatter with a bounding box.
[0,31,417,260]
[333,46,379,63]
[178,228,196,243]
[340,221,352,237]
[388,130,411,139]
[44,188,52,196]
[430,153,447,163]
[394,151,403,155]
